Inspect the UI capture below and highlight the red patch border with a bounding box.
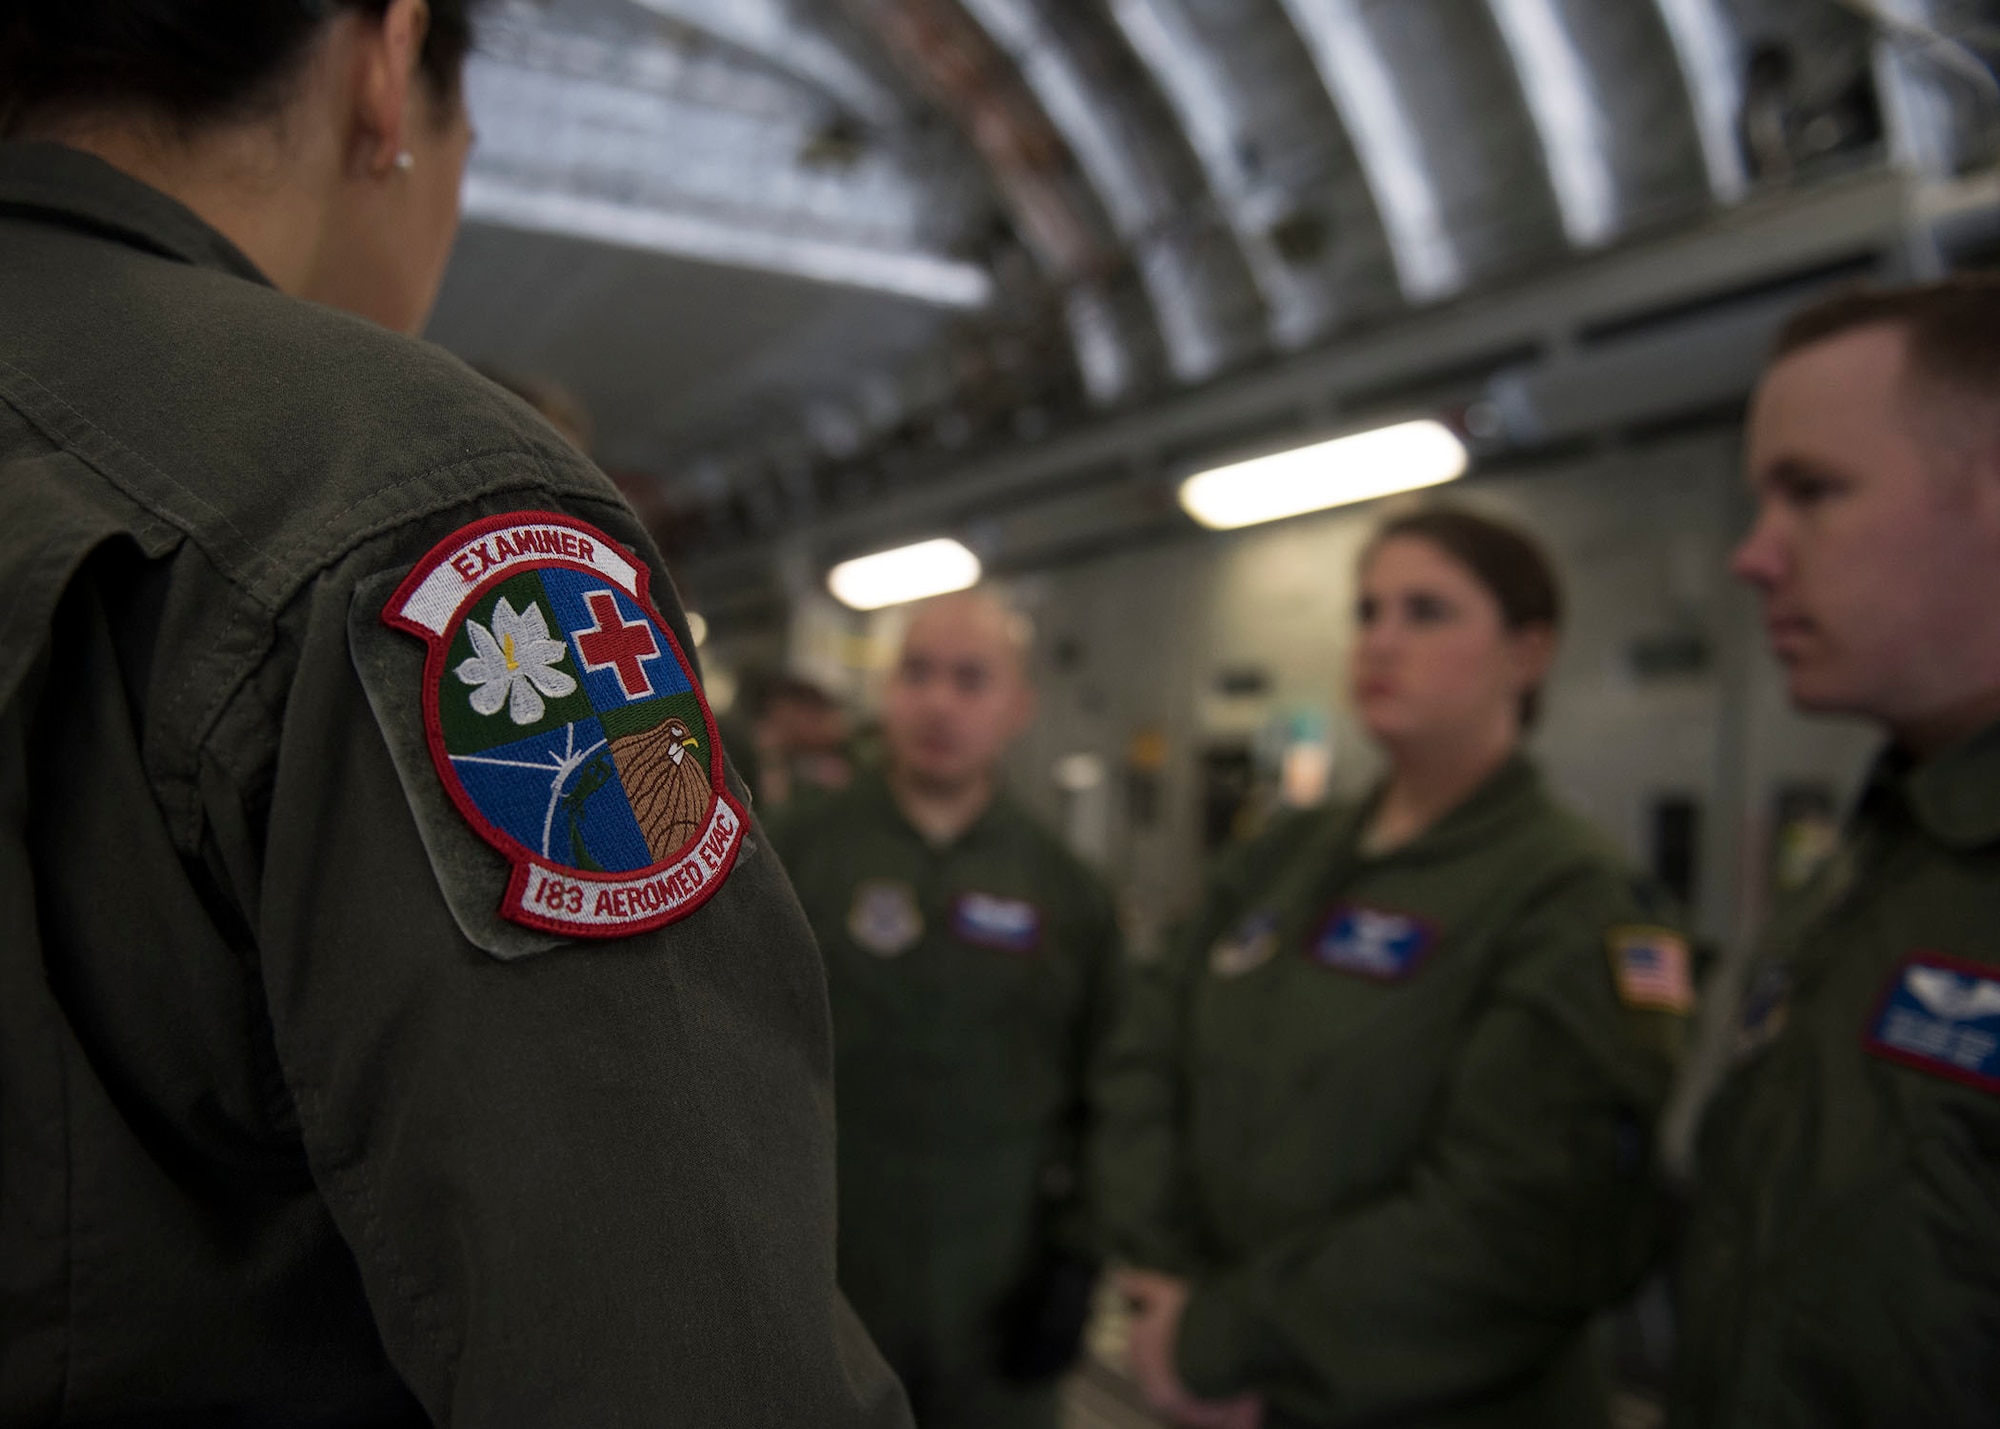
[383,510,745,939]
[1862,948,2000,1097]
[1302,899,1442,982]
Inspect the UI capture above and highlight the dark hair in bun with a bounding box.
[1,1,481,137]
[1365,506,1564,729]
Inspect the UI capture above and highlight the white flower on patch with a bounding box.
[457,597,577,725]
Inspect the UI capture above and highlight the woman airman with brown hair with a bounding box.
[1096,508,1690,1429]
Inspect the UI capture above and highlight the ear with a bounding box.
[1968,437,2000,549]
[349,0,431,176]
[1008,675,1039,741]
[1507,623,1557,696]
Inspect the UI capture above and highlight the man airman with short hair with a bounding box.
[768,592,1121,1429]
[1674,275,2000,1426]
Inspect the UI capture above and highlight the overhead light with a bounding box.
[684,611,709,647]
[1178,419,1468,530]
[827,538,982,611]
[1054,752,1107,793]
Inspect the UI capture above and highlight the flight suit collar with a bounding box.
[1358,752,1544,865]
[0,140,270,285]
[857,766,1018,854]
[1869,717,2000,852]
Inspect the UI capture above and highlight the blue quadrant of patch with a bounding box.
[1866,955,2000,1093]
[951,891,1043,953]
[447,717,655,873]
[537,565,693,713]
[1308,904,1435,980]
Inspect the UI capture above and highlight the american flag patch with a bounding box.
[1607,927,1694,1014]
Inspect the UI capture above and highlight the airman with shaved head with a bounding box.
[1674,276,2000,1428]
[884,592,1036,815]
[766,590,1122,1429]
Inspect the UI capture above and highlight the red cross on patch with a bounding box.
[573,590,661,700]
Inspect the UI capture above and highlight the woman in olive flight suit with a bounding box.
[1095,509,1691,1429]
[0,2,905,1423]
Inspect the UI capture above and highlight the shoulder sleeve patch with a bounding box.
[1607,926,1694,1015]
[360,511,745,949]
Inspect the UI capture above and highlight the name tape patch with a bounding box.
[1607,927,1695,1015]
[1306,902,1437,981]
[1865,951,2000,1095]
[950,891,1044,954]
[384,512,744,938]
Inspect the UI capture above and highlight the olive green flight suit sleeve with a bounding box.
[1091,816,1313,1275]
[1057,868,1127,1265]
[997,857,1128,1381]
[1089,923,1202,1275]
[197,515,908,1428]
[1170,866,1681,1423]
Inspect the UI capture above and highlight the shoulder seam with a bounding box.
[0,354,279,593]
[0,353,614,613]
[259,462,624,609]
[167,475,628,852]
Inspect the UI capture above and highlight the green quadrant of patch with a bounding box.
[597,688,707,744]
[437,570,596,756]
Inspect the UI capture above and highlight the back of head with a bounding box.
[0,1,479,138]
[474,367,596,457]
[762,675,845,748]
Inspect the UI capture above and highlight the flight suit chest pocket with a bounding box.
[1192,902,1458,1185]
[950,887,1086,1039]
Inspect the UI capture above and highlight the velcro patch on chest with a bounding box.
[950,891,1044,954]
[1865,951,2000,1094]
[1607,927,1695,1015]
[1306,902,1438,981]
[1210,910,1279,978]
[1732,961,1792,1063]
[848,879,924,958]
[383,511,743,938]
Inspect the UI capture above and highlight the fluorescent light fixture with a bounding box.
[1178,419,1469,530]
[827,539,982,611]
